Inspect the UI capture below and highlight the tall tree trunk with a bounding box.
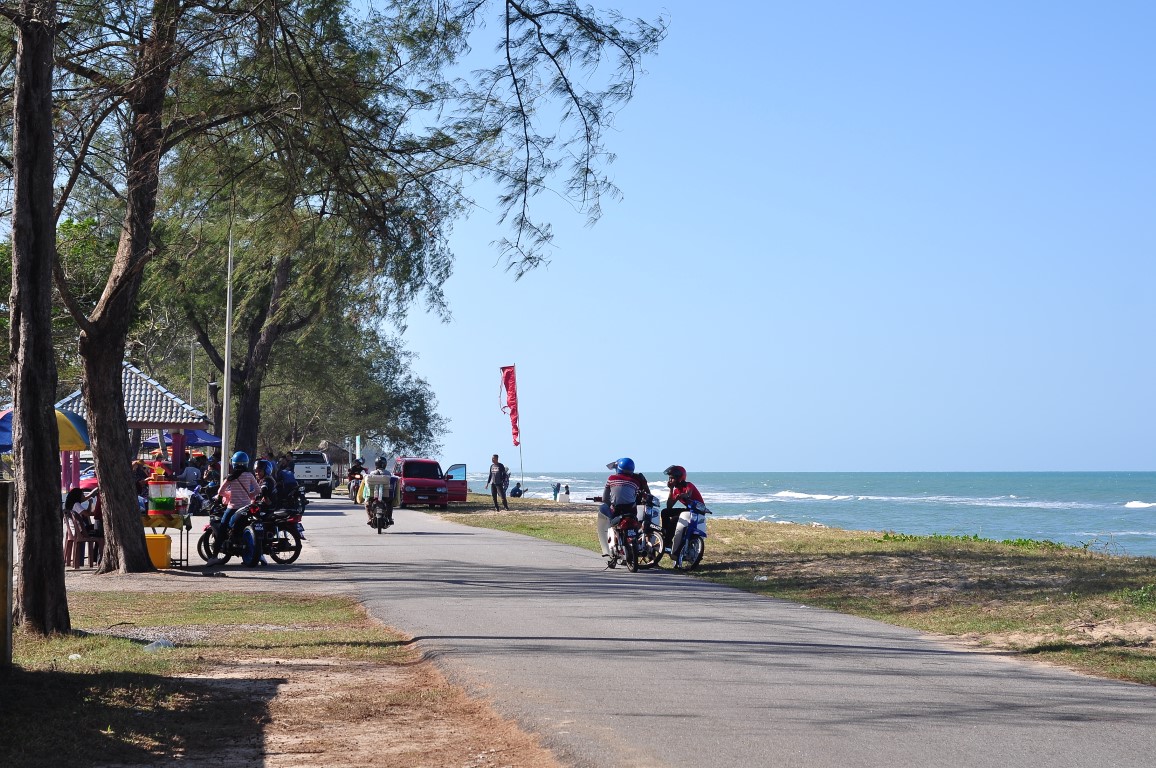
[9,0,68,633]
[84,2,180,573]
[82,338,151,573]
[229,251,297,456]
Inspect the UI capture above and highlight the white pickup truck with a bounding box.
[288,450,333,498]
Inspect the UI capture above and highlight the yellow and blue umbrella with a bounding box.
[0,408,91,452]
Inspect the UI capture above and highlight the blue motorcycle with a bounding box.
[670,500,711,570]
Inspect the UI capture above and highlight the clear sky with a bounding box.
[393,1,1155,474]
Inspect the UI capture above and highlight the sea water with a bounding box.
[474,471,1156,558]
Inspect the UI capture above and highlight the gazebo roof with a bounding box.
[56,362,211,430]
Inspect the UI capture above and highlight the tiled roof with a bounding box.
[56,362,211,429]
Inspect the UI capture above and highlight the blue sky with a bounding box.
[394,1,1155,474]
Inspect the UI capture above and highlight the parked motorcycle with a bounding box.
[589,493,663,572]
[669,499,711,570]
[197,498,260,566]
[197,497,303,566]
[249,500,304,564]
[638,495,666,567]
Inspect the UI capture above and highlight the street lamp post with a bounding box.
[220,214,235,468]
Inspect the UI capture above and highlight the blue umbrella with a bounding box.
[141,428,222,448]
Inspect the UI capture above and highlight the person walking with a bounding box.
[485,454,511,511]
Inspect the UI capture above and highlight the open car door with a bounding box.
[445,463,468,502]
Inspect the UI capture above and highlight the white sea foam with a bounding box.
[771,490,854,502]
[1124,501,1156,509]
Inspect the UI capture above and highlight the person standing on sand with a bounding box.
[552,482,561,501]
[485,454,511,511]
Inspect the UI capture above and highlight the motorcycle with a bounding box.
[347,466,365,501]
[603,495,664,572]
[638,495,666,567]
[669,499,711,570]
[197,496,303,566]
[364,474,396,534]
[248,499,304,564]
[197,498,260,566]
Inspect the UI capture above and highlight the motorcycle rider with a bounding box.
[598,457,641,559]
[359,456,396,527]
[662,465,705,553]
[205,451,259,566]
[253,459,278,504]
[275,456,300,504]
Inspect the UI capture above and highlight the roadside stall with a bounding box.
[56,362,213,568]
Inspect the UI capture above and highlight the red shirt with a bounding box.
[603,473,640,506]
[667,480,704,508]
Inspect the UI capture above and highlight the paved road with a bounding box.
[298,496,1156,768]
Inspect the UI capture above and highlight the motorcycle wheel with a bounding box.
[348,480,359,500]
[198,530,232,564]
[644,530,664,567]
[269,528,302,564]
[196,530,213,562]
[677,536,705,571]
[624,537,639,572]
[240,527,261,567]
[373,502,386,534]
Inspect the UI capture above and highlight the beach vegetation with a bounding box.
[1119,584,1156,608]
[444,495,1156,685]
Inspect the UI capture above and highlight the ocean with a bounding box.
[470,471,1156,558]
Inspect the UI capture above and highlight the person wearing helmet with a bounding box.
[662,465,705,553]
[275,455,300,502]
[253,459,278,504]
[358,455,396,526]
[205,451,259,566]
[597,457,642,559]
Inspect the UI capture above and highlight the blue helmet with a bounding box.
[616,457,635,474]
[256,459,274,476]
[231,451,249,468]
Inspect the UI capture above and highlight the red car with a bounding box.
[392,458,467,509]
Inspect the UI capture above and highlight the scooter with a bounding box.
[637,495,666,567]
[604,496,664,572]
[669,499,711,570]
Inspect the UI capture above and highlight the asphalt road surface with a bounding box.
[296,496,1156,768]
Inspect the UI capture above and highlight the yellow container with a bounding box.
[145,534,172,569]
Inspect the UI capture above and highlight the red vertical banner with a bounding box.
[500,365,520,447]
